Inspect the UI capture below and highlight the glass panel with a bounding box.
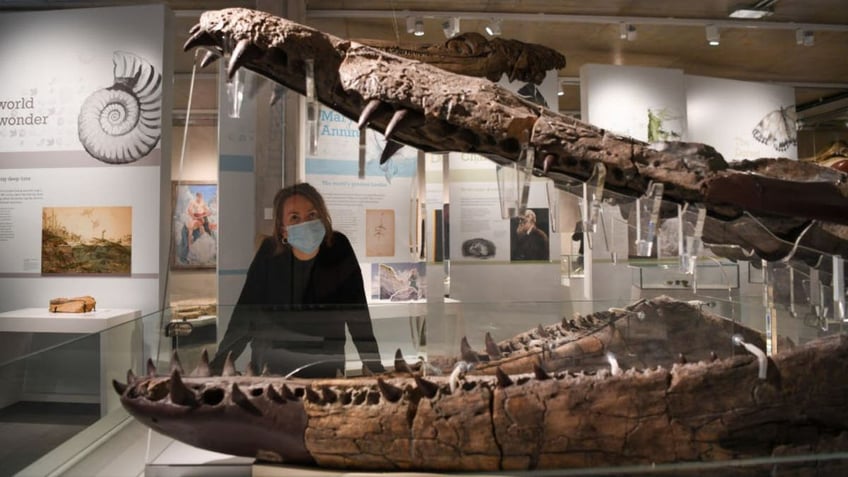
[0,309,157,475]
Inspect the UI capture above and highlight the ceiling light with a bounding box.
[728,8,773,18]
[796,29,814,46]
[729,0,775,18]
[442,17,460,39]
[705,25,720,46]
[406,15,424,36]
[618,23,637,41]
[485,18,502,36]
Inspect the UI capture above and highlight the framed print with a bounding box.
[42,206,132,275]
[171,182,217,269]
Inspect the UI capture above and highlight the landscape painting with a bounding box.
[41,206,132,275]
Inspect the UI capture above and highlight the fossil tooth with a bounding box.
[460,336,480,363]
[112,379,128,395]
[266,384,285,404]
[244,361,256,377]
[260,363,271,377]
[377,378,403,403]
[484,332,502,359]
[379,140,405,165]
[533,362,552,380]
[183,29,217,52]
[222,351,238,377]
[169,370,198,407]
[678,353,688,365]
[394,349,411,374]
[383,109,408,143]
[543,154,555,174]
[414,375,439,399]
[536,324,550,338]
[191,349,211,377]
[305,387,322,404]
[281,385,298,401]
[146,358,157,377]
[188,23,200,36]
[170,350,184,375]
[357,99,381,129]
[200,50,220,69]
[231,383,261,416]
[321,387,338,404]
[496,367,514,388]
[710,351,719,362]
[127,369,137,384]
[227,38,251,80]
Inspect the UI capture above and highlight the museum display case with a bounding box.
[2,309,163,476]
[2,3,847,476]
[132,282,846,476]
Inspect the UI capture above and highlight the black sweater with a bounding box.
[210,232,383,377]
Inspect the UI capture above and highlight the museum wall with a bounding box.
[167,125,217,307]
[0,5,172,317]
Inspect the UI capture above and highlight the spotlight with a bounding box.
[406,15,424,37]
[442,17,460,39]
[705,25,720,46]
[618,23,637,41]
[485,18,502,36]
[795,29,814,46]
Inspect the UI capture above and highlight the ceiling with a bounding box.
[3,0,848,134]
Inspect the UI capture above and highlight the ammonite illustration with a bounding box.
[752,105,797,152]
[461,237,497,259]
[78,51,162,164]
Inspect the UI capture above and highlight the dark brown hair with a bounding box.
[272,182,334,254]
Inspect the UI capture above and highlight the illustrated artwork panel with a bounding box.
[370,261,426,301]
[171,182,217,269]
[41,205,132,274]
[365,208,395,257]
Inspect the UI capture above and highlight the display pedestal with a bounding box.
[0,307,141,416]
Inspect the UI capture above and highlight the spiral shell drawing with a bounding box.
[78,51,162,164]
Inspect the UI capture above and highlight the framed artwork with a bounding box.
[41,206,132,275]
[171,182,218,269]
[365,208,395,257]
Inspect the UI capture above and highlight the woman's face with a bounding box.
[281,194,319,238]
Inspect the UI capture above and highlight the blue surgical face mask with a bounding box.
[285,219,326,254]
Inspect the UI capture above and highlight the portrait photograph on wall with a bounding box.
[41,206,132,274]
[510,207,550,262]
[171,182,217,269]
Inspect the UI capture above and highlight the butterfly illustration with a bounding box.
[752,105,797,152]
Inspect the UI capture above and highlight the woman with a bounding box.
[211,183,384,377]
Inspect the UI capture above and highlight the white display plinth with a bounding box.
[0,307,141,333]
[0,307,141,415]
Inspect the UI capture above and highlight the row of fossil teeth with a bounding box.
[459,310,616,364]
[116,350,735,411]
[186,26,417,160]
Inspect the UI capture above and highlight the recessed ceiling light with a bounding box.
[728,8,773,19]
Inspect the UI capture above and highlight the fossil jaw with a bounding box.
[184,8,848,266]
